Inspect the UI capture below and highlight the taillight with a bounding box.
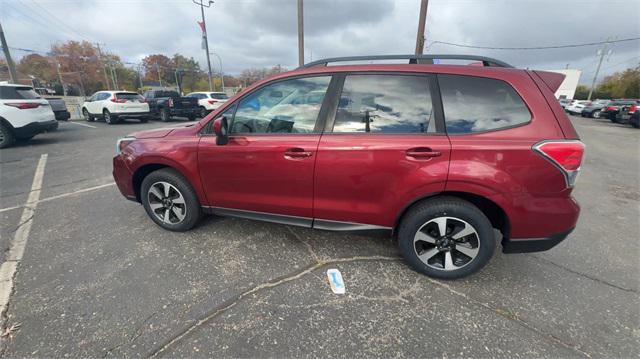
[168,98,174,107]
[533,140,585,188]
[208,99,217,104]
[5,102,41,109]
[111,96,127,103]
[629,105,637,114]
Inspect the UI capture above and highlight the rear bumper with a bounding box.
[13,120,59,138]
[54,110,71,121]
[112,111,149,118]
[169,108,199,117]
[112,155,137,201]
[502,227,574,253]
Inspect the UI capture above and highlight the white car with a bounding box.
[82,91,150,124]
[0,82,58,148]
[185,91,229,118]
[565,100,591,115]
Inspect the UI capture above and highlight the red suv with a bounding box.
[113,55,584,279]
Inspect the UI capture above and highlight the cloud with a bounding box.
[1,0,638,84]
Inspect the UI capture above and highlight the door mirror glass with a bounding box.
[213,116,229,145]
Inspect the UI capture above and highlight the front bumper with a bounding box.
[113,155,137,202]
[13,120,59,138]
[502,227,574,253]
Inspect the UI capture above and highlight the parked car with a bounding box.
[617,102,639,127]
[82,91,150,124]
[580,100,610,118]
[113,54,584,279]
[600,100,638,123]
[0,82,58,148]
[565,100,591,115]
[186,91,229,118]
[46,98,71,121]
[558,98,572,109]
[142,90,199,122]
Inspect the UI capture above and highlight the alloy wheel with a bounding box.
[413,216,480,271]
[147,181,187,224]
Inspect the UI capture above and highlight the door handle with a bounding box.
[406,147,442,159]
[284,148,313,159]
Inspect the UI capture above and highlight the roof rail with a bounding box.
[299,54,514,69]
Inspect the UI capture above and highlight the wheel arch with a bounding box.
[0,116,16,131]
[132,163,170,202]
[394,191,510,241]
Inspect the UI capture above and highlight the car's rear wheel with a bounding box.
[199,106,208,118]
[188,115,196,121]
[104,109,117,124]
[592,110,601,118]
[83,108,95,122]
[141,168,201,231]
[140,117,148,123]
[397,197,496,279]
[0,122,15,149]
[160,108,170,122]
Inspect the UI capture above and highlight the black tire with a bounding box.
[630,117,639,128]
[83,108,95,122]
[188,115,197,121]
[160,108,170,122]
[199,106,208,118]
[592,110,601,118]
[141,168,202,231]
[140,117,148,123]
[0,122,16,149]
[104,109,117,124]
[397,196,496,279]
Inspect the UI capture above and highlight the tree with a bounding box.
[17,54,56,83]
[574,85,589,100]
[142,54,173,85]
[595,66,640,99]
[171,54,202,92]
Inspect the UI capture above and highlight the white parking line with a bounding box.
[0,182,116,214]
[67,121,97,128]
[0,154,47,323]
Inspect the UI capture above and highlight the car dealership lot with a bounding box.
[0,117,638,358]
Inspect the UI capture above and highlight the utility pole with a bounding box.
[95,43,111,90]
[194,0,214,91]
[55,61,67,96]
[297,0,304,67]
[137,63,144,92]
[414,0,429,55]
[588,39,610,101]
[174,69,181,94]
[0,21,18,83]
[155,63,163,87]
[210,52,224,91]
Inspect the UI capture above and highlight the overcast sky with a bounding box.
[1,0,639,84]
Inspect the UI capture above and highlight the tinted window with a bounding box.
[210,93,228,100]
[0,86,41,100]
[439,75,531,134]
[98,93,110,101]
[333,75,434,133]
[230,76,331,134]
[156,91,180,98]
[116,92,144,101]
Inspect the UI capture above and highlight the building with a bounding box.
[546,69,582,99]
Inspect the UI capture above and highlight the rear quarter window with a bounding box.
[438,75,531,134]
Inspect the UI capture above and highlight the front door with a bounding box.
[198,75,333,223]
[313,73,451,229]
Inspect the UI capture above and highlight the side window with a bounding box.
[99,93,111,101]
[438,75,531,134]
[332,75,434,134]
[230,76,331,134]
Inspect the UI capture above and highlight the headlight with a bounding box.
[116,136,136,155]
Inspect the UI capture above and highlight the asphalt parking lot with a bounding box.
[0,115,638,358]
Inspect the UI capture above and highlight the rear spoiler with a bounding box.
[532,71,565,92]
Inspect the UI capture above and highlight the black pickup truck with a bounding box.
[142,90,199,121]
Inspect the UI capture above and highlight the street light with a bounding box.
[210,52,224,92]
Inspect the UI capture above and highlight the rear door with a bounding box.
[313,73,451,229]
[198,75,334,222]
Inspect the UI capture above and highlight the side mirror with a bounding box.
[213,116,229,145]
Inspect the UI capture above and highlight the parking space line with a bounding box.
[67,121,97,128]
[0,182,116,214]
[0,154,47,323]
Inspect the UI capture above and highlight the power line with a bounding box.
[428,37,640,51]
[26,0,94,42]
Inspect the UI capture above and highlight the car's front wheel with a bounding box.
[83,108,94,122]
[141,168,202,231]
[160,108,170,122]
[199,106,208,118]
[397,197,496,279]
